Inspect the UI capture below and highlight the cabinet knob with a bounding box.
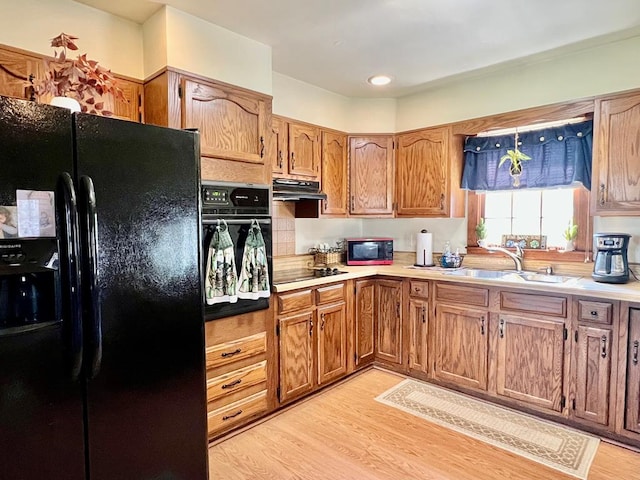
[590,310,598,317]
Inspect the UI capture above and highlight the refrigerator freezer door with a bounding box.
[74,115,208,480]
[0,97,85,480]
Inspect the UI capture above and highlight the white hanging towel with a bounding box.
[237,219,270,300]
[205,219,238,305]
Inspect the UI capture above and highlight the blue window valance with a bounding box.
[461,119,593,191]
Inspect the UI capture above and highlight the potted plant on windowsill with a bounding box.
[499,132,531,187]
[475,217,487,247]
[36,33,125,115]
[562,220,578,252]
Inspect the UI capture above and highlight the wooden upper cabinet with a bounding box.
[321,130,348,216]
[103,77,143,122]
[592,91,640,215]
[495,314,565,412]
[0,46,40,100]
[349,136,394,216]
[288,122,320,178]
[270,115,288,175]
[396,126,464,217]
[182,78,266,164]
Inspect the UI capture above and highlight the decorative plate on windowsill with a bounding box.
[501,235,547,249]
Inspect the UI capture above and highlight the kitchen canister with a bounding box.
[415,229,434,266]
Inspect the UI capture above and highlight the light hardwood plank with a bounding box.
[209,369,640,479]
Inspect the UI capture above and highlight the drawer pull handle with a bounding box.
[590,310,598,317]
[221,379,242,389]
[633,340,639,365]
[601,335,607,358]
[222,410,243,421]
[221,348,241,358]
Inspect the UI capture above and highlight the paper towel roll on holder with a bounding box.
[415,229,435,267]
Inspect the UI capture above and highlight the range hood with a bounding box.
[272,178,327,201]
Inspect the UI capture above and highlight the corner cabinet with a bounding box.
[182,78,267,164]
[375,279,404,367]
[396,126,464,217]
[408,280,429,377]
[592,91,640,215]
[320,130,348,216]
[349,136,394,216]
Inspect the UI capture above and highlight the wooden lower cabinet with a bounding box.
[375,279,403,365]
[277,283,349,405]
[434,304,488,390]
[625,308,640,434]
[355,279,376,368]
[278,310,315,403]
[408,297,429,375]
[495,314,565,412]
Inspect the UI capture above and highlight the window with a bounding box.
[483,188,575,249]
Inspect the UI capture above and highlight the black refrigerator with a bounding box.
[0,96,208,480]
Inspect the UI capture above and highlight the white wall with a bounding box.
[142,7,167,77]
[0,0,143,79]
[295,218,363,253]
[396,34,640,131]
[161,7,272,94]
[595,217,640,264]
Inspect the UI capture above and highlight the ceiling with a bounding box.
[75,0,640,97]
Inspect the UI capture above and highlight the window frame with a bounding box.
[467,187,591,262]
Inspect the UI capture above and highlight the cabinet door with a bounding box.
[409,298,428,374]
[182,78,266,163]
[278,311,314,403]
[625,309,640,434]
[317,302,347,385]
[434,304,488,390]
[0,47,41,100]
[376,280,403,365]
[593,92,640,214]
[355,279,375,367]
[396,128,449,216]
[575,326,612,425]
[103,78,143,122]
[321,131,348,216]
[271,115,287,175]
[349,136,394,215]
[495,315,565,411]
[288,122,319,178]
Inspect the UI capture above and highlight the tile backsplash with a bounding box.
[272,202,296,256]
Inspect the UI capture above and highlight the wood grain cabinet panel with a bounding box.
[288,122,320,178]
[0,47,40,100]
[434,304,488,390]
[500,291,567,318]
[409,298,429,375]
[376,279,403,365]
[206,332,267,370]
[316,283,345,305]
[207,361,267,403]
[278,311,314,403]
[349,136,394,216]
[592,91,640,215]
[277,289,313,314]
[321,130,348,216]
[625,308,640,434]
[435,282,489,307]
[355,279,376,368]
[182,78,266,164]
[495,315,565,412]
[578,300,613,325]
[207,391,268,435]
[574,326,612,425]
[317,302,347,385]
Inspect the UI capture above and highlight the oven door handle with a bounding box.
[202,217,271,226]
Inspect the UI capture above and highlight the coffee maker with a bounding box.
[592,233,631,284]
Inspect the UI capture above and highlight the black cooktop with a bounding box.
[273,267,347,285]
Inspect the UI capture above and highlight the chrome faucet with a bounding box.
[481,244,525,272]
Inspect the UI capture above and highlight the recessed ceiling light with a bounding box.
[367,75,392,86]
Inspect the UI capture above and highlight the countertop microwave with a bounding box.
[345,238,393,265]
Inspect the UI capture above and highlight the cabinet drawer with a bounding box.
[500,291,567,318]
[207,360,267,403]
[316,283,345,305]
[578,300,612,325]
[207,390,268,435]
[410,281,429,298]
[206,332,266,370]
[278,289,313,314]
[435,282,488,307]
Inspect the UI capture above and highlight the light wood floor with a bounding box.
[209,369,640,479]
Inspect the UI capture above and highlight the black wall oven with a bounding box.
[201,181,272,321]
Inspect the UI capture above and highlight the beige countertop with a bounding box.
[272,263,640,302]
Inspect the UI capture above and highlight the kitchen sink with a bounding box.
[443,269,578,284]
